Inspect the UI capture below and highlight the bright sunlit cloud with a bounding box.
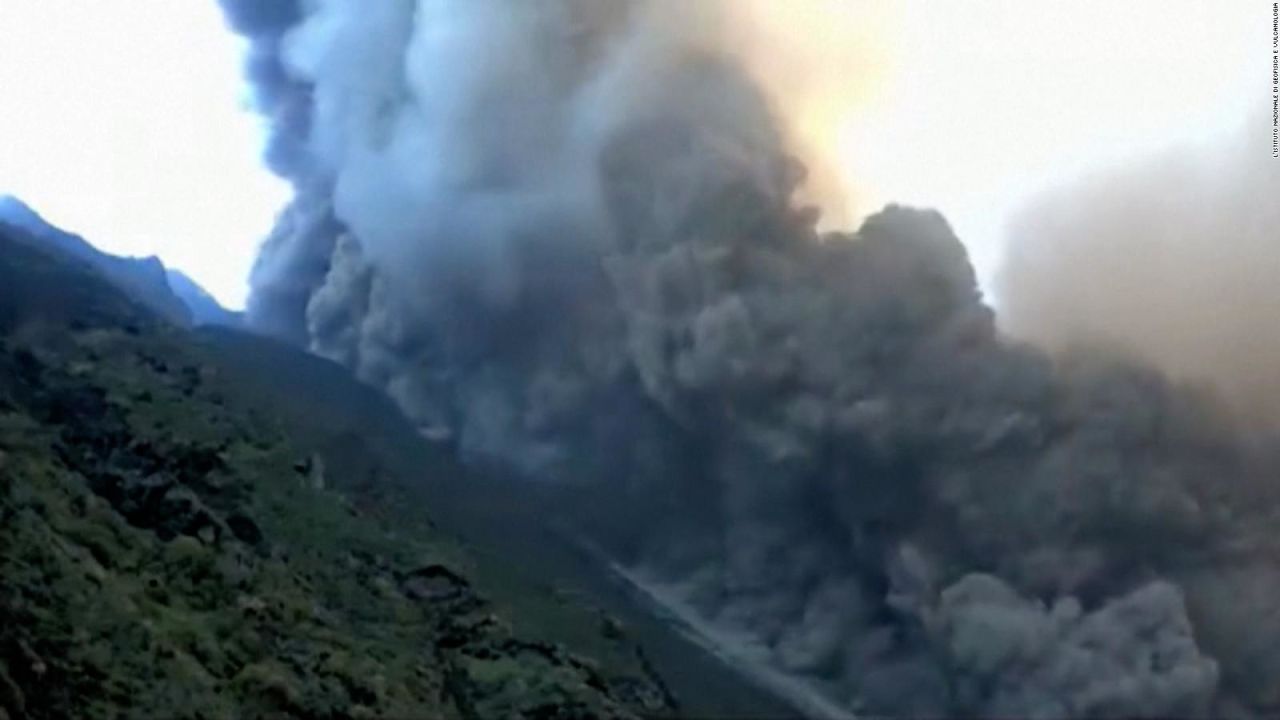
[834,1,1263,295]
[0,0,288,309]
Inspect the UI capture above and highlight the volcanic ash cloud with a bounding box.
[218,1,1280,715]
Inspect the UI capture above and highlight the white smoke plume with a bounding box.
[218,1,1280,716]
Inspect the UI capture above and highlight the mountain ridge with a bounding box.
[0,195,240,329]
[0,218,678,718]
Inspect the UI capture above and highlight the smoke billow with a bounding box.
[218,1,1280,716]
[997,121,1280,422]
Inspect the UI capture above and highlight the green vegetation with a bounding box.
[0,229,669,718]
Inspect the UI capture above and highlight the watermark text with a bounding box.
[1272,2,1278,157]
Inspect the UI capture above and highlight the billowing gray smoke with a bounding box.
[219,1,1280,716]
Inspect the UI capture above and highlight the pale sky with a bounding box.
[0,0,288,309]
[832,0,1264,296]
[0,1,1267,310]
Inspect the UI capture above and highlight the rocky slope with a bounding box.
[193,324,800,719]
[0,224,673,718]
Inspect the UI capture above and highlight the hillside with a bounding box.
[0,224,674,718]
[194,325,801,718]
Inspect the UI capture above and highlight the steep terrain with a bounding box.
[0,224,676,718]
[194,325,801,718]
[167,269,243,328]
[0,196,193,326]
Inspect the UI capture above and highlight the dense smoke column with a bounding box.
[217,0,341,344]
[216,0,307,176]
[216,1,1280,716]
[244,188,341,346]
